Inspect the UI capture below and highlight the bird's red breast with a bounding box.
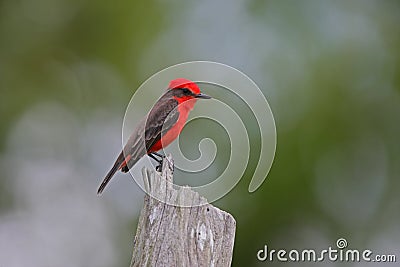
[148,102,192,152]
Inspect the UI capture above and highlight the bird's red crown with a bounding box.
[168,78,201,95]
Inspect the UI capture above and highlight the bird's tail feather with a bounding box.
[97,152,125,194]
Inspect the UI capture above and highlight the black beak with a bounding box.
[195,93,212,99]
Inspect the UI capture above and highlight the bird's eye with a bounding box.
[182,88,191,95]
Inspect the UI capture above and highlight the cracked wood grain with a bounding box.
[130,155,236,267]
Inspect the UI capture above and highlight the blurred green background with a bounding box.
[1,0,399,266]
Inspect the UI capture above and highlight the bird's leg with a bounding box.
[148,153,162,164]
[148,152,165,171]
[152,152,165,159]
[153,152,173,172]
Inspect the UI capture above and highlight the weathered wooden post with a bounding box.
[130,155,236,267]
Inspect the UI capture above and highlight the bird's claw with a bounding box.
[149,152,165,172]
[156,164,162,172]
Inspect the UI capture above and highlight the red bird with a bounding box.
[97,78,211,194]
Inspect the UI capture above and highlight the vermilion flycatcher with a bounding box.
[97,78,211,194]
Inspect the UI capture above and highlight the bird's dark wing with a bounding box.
[121,96,179,172]
[144,97,180,150]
